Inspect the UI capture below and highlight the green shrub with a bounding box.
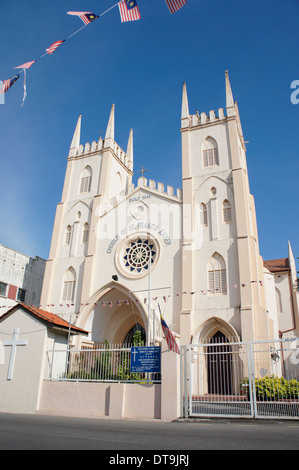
[241,376,299,401]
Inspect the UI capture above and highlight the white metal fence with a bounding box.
[181,337,299,420]
[45,343,161,384]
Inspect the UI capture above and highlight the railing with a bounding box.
[182,337,299,420]
[45,343,161,384]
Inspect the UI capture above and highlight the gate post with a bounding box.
[247,341,256,418]
[161,339,180,422]
[180,345,189,418]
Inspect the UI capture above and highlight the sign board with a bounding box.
[130,346,161,373]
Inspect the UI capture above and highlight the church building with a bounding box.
[40,71,299,351]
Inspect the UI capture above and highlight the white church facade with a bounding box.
[1,72,298,420]
[40,71,299,349]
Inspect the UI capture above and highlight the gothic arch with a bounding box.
[201,136,218,153]
[62,266,76,302]
[192,316,239,344]
[208,252,227,295]
[79,165,92,193]
[201,136,219,167]
[74,281,148,345]
[65,199,91,217]
[193,175,234,204]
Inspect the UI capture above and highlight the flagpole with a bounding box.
[153,307,156,345]
[147,257,151,347]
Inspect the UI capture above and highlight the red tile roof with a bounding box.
[0,303,89,336]
[264,258,291,273]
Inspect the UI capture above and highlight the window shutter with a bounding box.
[208,271,214,293]
[221,270,227,294]
[203,150,208,167]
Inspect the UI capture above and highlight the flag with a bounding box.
[165,0,187,14]
[118,0,141,22]
[0,74,20,94]
[67,11,99,25]
[159,305,180,354]
[46,40,65,55]
[125,0,138,8]
[15,61,36,70]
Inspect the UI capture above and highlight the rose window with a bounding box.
[123,238,157,273]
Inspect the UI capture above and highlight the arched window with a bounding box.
[82,223,89,243]
[64,225,72,245]
[62,267,76,302]
[202,137,219,168]
[208,253,227,295]
[275,288,283,313]
[223,200,232,223]
[79,166,92,193]
[123,324,146,346]
[200,203,208,226]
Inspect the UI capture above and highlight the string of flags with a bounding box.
[0,0,188,105]
[0,278,268,310]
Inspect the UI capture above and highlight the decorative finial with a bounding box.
[138,167,148,178]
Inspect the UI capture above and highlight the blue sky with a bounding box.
[0,0,298,266]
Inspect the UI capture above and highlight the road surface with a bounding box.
[0,413,298,452]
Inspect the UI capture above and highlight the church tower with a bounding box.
[180,72,270,344]
[40,105,134,317]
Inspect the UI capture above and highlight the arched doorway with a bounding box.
[123,323,146,346]
[207,331,232,395]
[75,282,148,347]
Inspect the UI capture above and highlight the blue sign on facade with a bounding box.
[130,346,161,373]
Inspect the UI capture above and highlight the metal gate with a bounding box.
[181,338,299,419]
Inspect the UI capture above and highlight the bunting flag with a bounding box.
[15,60,36,70]
[0,274,273,310]
[118,0,141,22]
[14,63,35,106]
[46,40,65,55]
[67,11,99,25]
[2,0,190,104]
[0,74,20,94]
[165,0,187,14]
[159,305,180,354]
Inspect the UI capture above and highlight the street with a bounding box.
[0,413,298,451]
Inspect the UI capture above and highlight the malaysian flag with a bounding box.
[0,74,20,94]
[159,306,180,354]
[118,0,141,22]
[15,61,36,70]
[165,0,187,14]
[67,11,99,25]
[46,40,65,55]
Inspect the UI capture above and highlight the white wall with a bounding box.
[0,308,47,414]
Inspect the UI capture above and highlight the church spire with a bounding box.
[105,104,115,141]
[181,82,190,120]
[225,71,236,116]
[69,114,81,157]
[126,128,134,171]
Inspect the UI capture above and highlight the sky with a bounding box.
[0,0,298,267]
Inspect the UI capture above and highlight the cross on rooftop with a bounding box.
[138,167,148,178]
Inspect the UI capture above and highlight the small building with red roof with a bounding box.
[0,302,88,414]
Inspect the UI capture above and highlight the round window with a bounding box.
[115,235,159,279]
[123,238,157,274]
